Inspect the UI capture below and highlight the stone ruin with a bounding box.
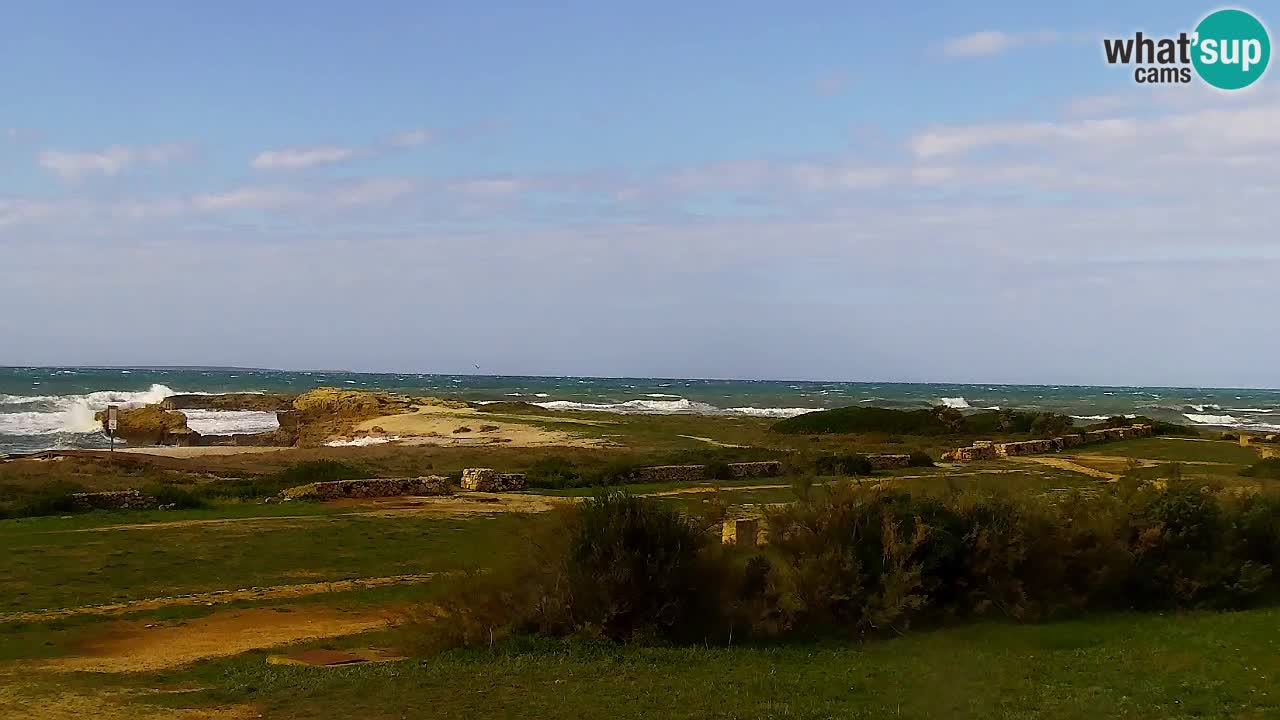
[69,490,156,511]
[461,468,528,492]
[721,517,765,547]
[942,424,1153,462]
[280,476,450,502]
[726,461,784,478]
[866,454,912,470]
[631,461,785,483]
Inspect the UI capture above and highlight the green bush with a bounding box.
[0,480,86,518]
[271,460,367,487]
[404,482,1280,654]
[907,451,935,468]
[1241,458,1280,479]
[567,492,719,640]
[147,484,208,510]
[774,406,1075,438]
[813,453,873,476]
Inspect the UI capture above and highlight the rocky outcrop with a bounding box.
[161,393,294,412]
[279,476,450,502]
[943,425,1153,462]
[277,388,470,446]
[69,490,155,511]
[461,468,527,492]
[726,461,784,478]
[94,405,198,446]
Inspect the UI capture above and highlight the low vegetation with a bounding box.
[406,480,1280,651]
[1242,458,1280,479]
[772,405,1077,437]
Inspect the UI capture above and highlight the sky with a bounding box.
[2,1,1278,387]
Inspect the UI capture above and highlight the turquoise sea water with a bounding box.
[2,367,1278,455]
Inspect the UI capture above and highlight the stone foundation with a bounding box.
[280,476,450,501]
[725,461,784,478]
[633,465,708,483]
[866,454,912,470]
[69,490,156,511]
[461,468,527,492]
[943,424,1153,462]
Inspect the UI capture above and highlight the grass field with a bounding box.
[2,431,1277,719]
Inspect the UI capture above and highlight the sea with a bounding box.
[2,367,1279,456]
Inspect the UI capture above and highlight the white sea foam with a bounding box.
[180,410,280,436]
[939,397,971,409]
[533,398,815,418]
[324,435,400,447]
[1072,415,1112,422]
[644,393,683,398]
[725,406,815,418]
[1185,413,1240,425]
[0,384,177,436]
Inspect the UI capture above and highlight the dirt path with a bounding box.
[0,670,256,719]
[1020,457,1120,480]
[2,574,441,623]
[676,435,749,448]
[43,606,392,673]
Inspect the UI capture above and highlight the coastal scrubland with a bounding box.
[3,397,1279,719]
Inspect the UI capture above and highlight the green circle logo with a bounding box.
[1192,9,1271,90]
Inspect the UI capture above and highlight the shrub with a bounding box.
[525,456,581,488]
[813,453,873,476]
[705,461,735,481]
[403,482,1280,655]
[567,492,719,640]
[274,460,367,485]
[0,480,87,518]
[907,451,935,468]
[1241,458,1280,479]
[147,484,208,510]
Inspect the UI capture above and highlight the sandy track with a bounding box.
[2,574,441,623]
[1020,457,1120,480]
[44,606,392,673]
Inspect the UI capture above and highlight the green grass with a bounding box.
[0,512,545,613]
[1077,438,1260,465]
[128,608,1280,719]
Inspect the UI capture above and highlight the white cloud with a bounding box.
[941,30,1062,58]
[191,186,309,211]
[250,146,357,171]
[37,143,191,181]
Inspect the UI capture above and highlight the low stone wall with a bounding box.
[944,424,1153,462]
[461,468,527,492]
[726,461,784,478]
[995,439,1058,458]
[942,445,998,462]
[280,476,450,502]
[69,490,156,511]
[866,454,912,470]
[633,465,708,483]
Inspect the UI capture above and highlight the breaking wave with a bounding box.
[938,397,971,409]
[533,398,815,418]
[0,384,177,436]
[179,410,280,436]
[324,435,400,447]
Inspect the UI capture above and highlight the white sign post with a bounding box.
[107,405,119,453]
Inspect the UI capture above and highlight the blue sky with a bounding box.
[2,2,1278,386]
